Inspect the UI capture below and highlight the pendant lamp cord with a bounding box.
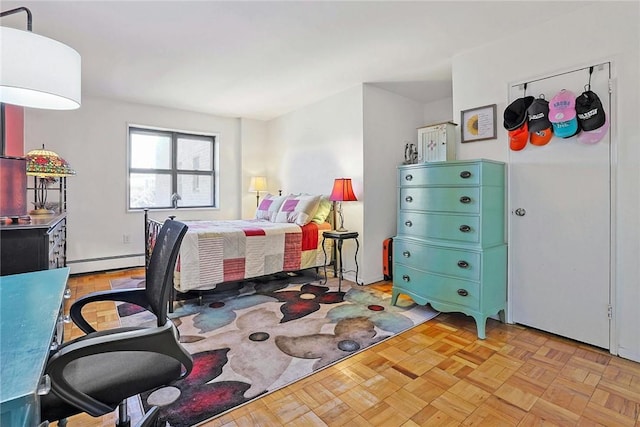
[0,7,33,31]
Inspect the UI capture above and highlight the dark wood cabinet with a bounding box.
[0,213,67,276]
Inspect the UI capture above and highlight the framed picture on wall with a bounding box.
[461,104,497,143]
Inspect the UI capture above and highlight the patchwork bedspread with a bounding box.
[175,219,332,292]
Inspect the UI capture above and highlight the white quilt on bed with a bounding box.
[174,219,329,292]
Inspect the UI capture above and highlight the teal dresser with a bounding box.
[391,159,506,339]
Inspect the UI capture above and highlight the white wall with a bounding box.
[25,96,242,273]
[240,118,269,219]
[362,84,425,283]
[451,2,640,361]
[423,97,454,126]
[267,85,365,281]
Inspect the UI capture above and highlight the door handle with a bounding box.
[514,208,526,216]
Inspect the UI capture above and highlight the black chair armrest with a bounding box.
[70,288,150,333]
[46,322,193,417]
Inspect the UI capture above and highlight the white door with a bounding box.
[509,63,611,349]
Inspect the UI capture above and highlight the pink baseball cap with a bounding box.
[577,115,609,145]
[549,89,577,123]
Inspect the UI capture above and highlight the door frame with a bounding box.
[505,57,618,354]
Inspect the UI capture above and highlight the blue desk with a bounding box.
[1,268,69,427]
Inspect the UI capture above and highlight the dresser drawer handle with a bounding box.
[405,196,413,203]
[457,260,469,268]
[459,196,471,204]
[405,174,413,181]
[460,170,472,179]
[402,251,411,258]
[405,220,413,227]
[457,289,469,297]
[402,275,410,282]
[459,224,471,232]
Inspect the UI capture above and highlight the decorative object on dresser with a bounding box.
[248,175,268,207]
[25,145,75,215]
[403,141,418,164]
[417,121,457,163]
[461,105,497,143]
[328,177,357,232]
[391,159,507,339]
[0,7,81,110]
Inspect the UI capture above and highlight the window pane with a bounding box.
[131,132,171,169]
[129,173,172,208]
[178,174,213,206]
[177,136,212,171]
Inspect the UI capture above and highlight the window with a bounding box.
[128,126,216,210]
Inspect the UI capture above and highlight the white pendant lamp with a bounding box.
[0,7,81,110]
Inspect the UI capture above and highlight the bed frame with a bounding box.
[143,208,336,310]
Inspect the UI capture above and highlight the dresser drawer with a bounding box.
[400,187,480,214]
[398,212,480,244]
[394,238,480,281]
[399,163,481,186]
[394,264,479,310]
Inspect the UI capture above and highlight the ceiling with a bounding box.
[1,1,591,121]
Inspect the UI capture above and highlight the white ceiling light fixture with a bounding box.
[0,7,81,110]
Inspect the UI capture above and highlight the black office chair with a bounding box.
[40,220,192,427]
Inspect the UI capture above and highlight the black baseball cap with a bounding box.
[504,96,535,131]
[575,90,606,131]
[527,97,552,133]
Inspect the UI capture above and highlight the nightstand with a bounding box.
[321,230,360,291]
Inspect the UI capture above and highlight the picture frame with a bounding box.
[461,104,497,143]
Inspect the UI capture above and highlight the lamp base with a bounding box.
[335,227,348,232]
[30,208,55,216]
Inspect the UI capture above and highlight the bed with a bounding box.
[144,193,334,299]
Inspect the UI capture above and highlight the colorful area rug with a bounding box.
[111,271,438,427]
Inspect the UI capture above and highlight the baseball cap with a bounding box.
[552,118,579,138]
[527,97,552,133]
[509,122,528,151]
[530,127,553,146]
[549,90,577,123]
[504,96,535,131]
[577,115,609,144]
[576,90,606,131]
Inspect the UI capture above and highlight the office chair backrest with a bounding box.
[146,220,188,326]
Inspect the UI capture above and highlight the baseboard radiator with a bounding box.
[66,254,145,275]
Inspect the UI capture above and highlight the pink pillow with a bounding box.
[255,194,286,221]
[274,194,321,226]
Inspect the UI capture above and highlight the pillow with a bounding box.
[255,194,287,221]
[274,194,321,226]
[311,196,332,224]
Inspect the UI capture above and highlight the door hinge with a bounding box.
[607,304,613,319]
[608,79,613,94]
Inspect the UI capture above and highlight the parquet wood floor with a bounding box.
[59,268,640,427]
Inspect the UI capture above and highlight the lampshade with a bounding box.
[329,178,357,202]
[248,176,268,193]
[0,26,81,110]
[26,146,76,177]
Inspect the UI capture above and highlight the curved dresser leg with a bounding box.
[473,313,487,340]
[391,290,400,306]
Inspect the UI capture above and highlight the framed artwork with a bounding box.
[461,104,497,143]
